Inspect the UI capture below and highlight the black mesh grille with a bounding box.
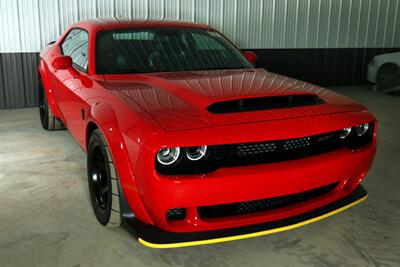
[282,137,311,151]
[237,142,278,156]
[198,183,338,219]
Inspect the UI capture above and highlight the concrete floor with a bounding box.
[0,86,399,267]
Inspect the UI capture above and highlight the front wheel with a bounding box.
[38,79,65,130]
[87,129,121,227]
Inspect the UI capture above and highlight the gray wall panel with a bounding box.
[235,0,250,48]
[273,0,287,48]
[394,0,400,46]
[22,53,39,107]
[209,0,223,37]
[0,56,4,109]
[1,0,399,52]
[164,0,179,20]
[296,0,309,48]
[0,53,38,109]
[222,0,237,42]
[1,54,25,108]
[180,0,195,21]
[1,0,400,109]
[248,0,263,48]
[59,0,79,33]
[148,0,163,19]
[97,0,115,18]
[285,0,298,48]
[37,0,61,47]
[194,0,210,24]
[78,0,97,20]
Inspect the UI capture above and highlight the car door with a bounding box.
[52,28,89,143]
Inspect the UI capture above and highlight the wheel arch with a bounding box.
[85,121,100,151]
[86,103,154,225]
[378,62,399,69]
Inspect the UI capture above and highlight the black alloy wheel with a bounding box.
[87,129,121,227]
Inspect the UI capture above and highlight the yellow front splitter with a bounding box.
[122,185,367,249]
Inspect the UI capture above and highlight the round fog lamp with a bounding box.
[355,123,369,136]
[186,146,207,161]
[157,147,180,165]
[340,127,352,139]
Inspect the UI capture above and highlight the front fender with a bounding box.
[38,60,61,118]
[88,102,154,225]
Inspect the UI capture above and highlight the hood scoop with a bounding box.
[207,94,325,114]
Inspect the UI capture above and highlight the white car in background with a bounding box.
[367,52,400,94]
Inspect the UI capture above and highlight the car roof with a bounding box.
[73,18,212,32]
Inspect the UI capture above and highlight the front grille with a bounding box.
[197,131,348,173]
[234,137,312,157]
[237,142,278,156]
[198,183,338,219]
[282,137,311,151]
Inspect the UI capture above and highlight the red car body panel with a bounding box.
[38,19,376,243]
[103,69,365,131]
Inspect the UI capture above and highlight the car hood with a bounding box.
[103,68,365,131]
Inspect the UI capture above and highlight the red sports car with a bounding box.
[38,19,376,248]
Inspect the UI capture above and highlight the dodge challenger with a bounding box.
[38,19,377,248]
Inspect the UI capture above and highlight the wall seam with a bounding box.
[0,55,6,108]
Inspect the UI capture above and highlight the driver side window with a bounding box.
[61,29,89,72]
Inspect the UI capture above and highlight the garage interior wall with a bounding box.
[0,0,399,109]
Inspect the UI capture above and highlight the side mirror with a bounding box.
[243,51,257,64]
[51,55,72,70]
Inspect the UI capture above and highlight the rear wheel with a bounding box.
[38,79,65,130]
[87,129,121,227]
[376,63,400,93]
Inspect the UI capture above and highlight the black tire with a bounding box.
[38,79,65,130]
[87,129,121,227]
[376,63,400,92]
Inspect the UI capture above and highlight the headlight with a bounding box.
[186,146,207,161]
[339,127,352,139]
[355,123,369,136]
[157,147,180,165]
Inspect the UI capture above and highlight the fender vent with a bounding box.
[207,94,324,114]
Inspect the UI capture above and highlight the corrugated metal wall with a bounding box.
[1,0,399,52]
[0,0,400,109]
[0,53,39,108]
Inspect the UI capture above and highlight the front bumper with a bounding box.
[123,185,367,248]
[120,110,376,235]
[135,140,375,233]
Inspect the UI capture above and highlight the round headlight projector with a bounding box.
[157,147,180,165]
[355,123,369,136]
[186,146,207,161]
[339,127,352,139]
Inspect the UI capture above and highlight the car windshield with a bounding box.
[96,28,252,74]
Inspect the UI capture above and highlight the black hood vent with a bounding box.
[207,94,324,114]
